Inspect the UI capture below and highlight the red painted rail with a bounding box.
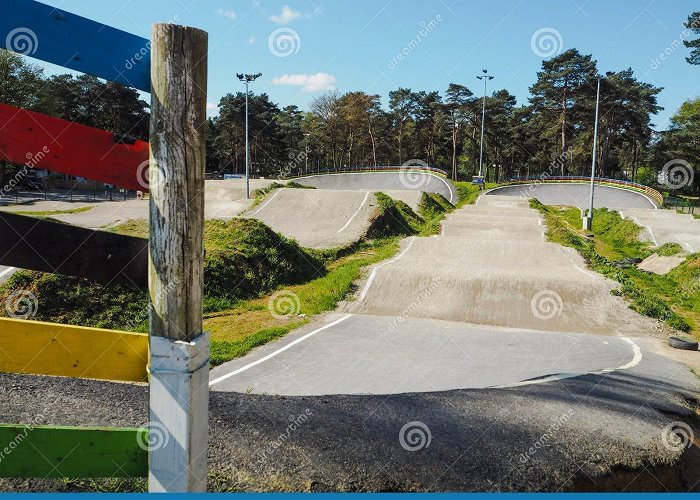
[0,103,148,191]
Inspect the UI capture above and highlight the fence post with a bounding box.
[148,23,208,492]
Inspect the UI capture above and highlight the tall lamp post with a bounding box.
[584,77,601,230]
[237,72,262,199]
[476,69,494,179]
[304,133,310,174]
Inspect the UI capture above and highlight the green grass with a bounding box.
[454,181,498,207]
[13,206,94,216]
[1,191,455,366]
[207,237,401,365]
[0,218,323,330]
[532,200,698,336]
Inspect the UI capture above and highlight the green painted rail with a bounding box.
[0,424,148,478]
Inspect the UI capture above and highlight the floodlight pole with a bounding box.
[477,70,494,178]
[237,72,261,199]
[584,77,601,230]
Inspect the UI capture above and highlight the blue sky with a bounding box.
[32,0,700,130]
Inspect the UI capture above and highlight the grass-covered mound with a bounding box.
[368,191,453,238]
[0,218,323,331]
[532,200,697,335]
[454,181,498,207]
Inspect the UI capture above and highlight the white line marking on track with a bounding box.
[337,191,370,233]
[246,189,282,217]
[359,238,415,301]
[209,314,353,387]
[494,337,642,388]
[0,267,15,279]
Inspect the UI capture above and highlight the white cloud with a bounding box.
[248,36,256,44]
[207,102,218,111]
[272,72,336,92]
[269,5,303,24]
[216,9,237,20]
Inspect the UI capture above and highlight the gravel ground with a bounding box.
[1,370,698,492]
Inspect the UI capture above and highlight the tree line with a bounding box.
[1,10,698,195]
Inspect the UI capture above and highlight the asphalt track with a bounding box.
[292,171,457,204]
[487,183,657,209]
[211,195,687,396]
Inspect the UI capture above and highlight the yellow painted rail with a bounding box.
[0,317,148,382]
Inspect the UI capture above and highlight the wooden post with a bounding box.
[148,23,208,492]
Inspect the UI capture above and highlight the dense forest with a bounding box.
[1,10,698,194]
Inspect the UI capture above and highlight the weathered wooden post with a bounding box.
[148,23,209,492]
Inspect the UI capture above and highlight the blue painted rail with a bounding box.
[1,0,150,92]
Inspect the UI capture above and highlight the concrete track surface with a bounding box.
[293,171,457,204]
[351,195,662,336]
[243,188,379,249]
[488,183,657,209]
[243,188,423,249]
[620,208,700,253]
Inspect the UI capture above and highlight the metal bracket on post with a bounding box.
[148,332,209,492]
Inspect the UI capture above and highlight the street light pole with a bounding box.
[584,77,601,230]
[237,72,262,199]
[304,133,310,174]
[476,69,494,179]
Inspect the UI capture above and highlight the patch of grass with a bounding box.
[454,182,498,207]
[656,243,684,257]
[13,206,94,216]
[207,237,400,365]
[533,200,697,336]
[0,218,323,329]
[366,192,420,238]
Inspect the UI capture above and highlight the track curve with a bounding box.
[291,171,457,204]
[486,183,657,209]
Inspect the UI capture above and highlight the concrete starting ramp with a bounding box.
[487,183,657,209]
